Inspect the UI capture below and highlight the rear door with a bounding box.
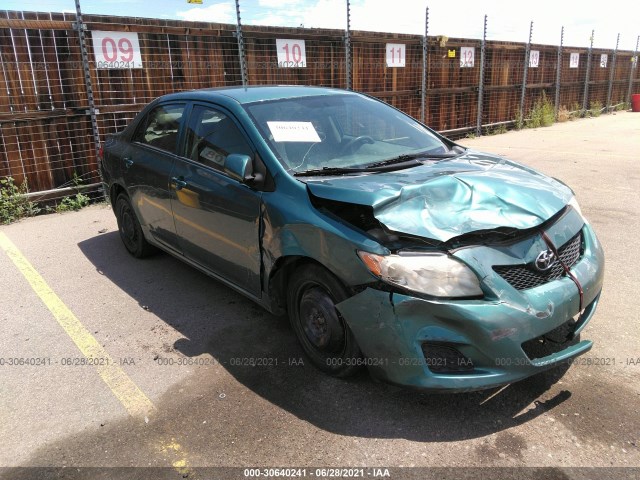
[169,103,262,296]
[123,102,187,253]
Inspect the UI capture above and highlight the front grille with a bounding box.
[494,231,583,291]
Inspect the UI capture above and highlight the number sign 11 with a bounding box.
[276,39,307,68]
[386,44,406,67]
[92,31,142,69]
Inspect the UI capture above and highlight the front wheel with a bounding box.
[287,264,363,377]
[115,193,156,258]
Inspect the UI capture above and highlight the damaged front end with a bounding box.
[298,154,605,391]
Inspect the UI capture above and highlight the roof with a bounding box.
[160,85,355,105]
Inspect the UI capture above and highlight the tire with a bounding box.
[287,263,363,377]
[115,193,156,258]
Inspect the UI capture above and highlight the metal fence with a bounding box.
[0,4,638,199]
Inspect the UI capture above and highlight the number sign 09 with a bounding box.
[92,31,142,69]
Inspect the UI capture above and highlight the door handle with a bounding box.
[171,176,188,190]
[123,157,134,169]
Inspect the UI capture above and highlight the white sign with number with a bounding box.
[600,54,608,68]
[276,39,307,68]
[569,52,580,68]
[385,43,406,67]
[92,31,142,69]
[529,50,540,68]
[460,47,475,68]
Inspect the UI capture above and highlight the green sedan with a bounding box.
[100,86,604,391]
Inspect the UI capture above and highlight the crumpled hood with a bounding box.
[304,151,573,242]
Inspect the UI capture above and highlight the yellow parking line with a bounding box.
[0,231,155,418]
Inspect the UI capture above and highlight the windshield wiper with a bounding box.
[293,166,370,177]
[293,149,466,177]
[364,151,463,169]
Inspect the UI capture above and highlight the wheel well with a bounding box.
[109,183,126,208]
[268,256,348,316]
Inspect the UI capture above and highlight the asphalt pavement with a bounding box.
[0,111,638,479]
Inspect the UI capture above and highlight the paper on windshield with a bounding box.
[267,121,321,142]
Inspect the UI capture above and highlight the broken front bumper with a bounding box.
[336,220,605,392]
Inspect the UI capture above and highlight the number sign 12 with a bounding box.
[92,31,142,69]
[386,44,406,67]
[460,47,475,68]
[276,39,307,68]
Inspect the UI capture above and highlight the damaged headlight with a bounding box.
[358,251,483,298]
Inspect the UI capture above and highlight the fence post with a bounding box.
[519,21,533,122]
[345,0,352,90]
[627,35,640,106]
[554,26,564,119]
[74,0,105,198]
[476,14,487,137]
[582,30,594,113]
[421,7,429,123]
[606,33,620,112]
[234,0,248,87]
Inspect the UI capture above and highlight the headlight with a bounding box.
[358,251,483,298]
[568,196,585,220]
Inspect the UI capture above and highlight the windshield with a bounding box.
[244,93,451,175]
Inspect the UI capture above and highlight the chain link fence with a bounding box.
[0,4,638,198]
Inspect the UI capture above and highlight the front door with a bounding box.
[169,103,262,297]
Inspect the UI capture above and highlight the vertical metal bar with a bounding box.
[476,14,487,137]
[627,35,639,106]
[9,27,26,111]
[0,52,12,113]
[519,21,533,122]
[21,12,40,111]
[75,0,105,197]
[345,0,352,90]
[421,7,429,123]
[554,26,564,119]
[606,33,620,112]
[582,30,594,113]
[38,28,54,110]
[166,34,174,83]
[234,0,248,87]
[50,12,67,110]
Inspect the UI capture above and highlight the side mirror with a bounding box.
[224,154,252,183]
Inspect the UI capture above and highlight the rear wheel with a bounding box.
[115,193,156,258]
[287,264,363,377]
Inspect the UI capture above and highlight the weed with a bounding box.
[557,106,571,122]
[465,131,477,139]
[569,102,582,120]
[56,192,90,212]
[526,92,555,128]
[0,177,40,224]
[589,100,603,117]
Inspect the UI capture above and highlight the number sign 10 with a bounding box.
[276,39,307,68]
[92,31,142,69]
[386,44,406,67]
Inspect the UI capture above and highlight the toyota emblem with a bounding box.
[534,250,556,272]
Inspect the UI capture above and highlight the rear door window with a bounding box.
[133,104,186,154]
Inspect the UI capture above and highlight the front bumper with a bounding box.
[336,215,605,392]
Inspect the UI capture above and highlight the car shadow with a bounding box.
[77,231,573,442]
